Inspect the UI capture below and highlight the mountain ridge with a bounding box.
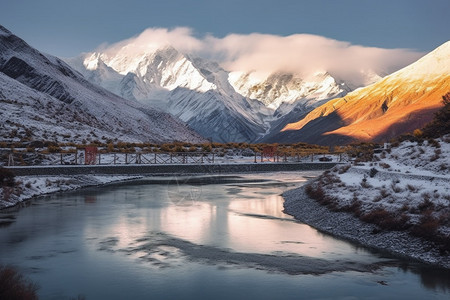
[274,41,450,144]
[68,44,363,142]
[0,25,205,144]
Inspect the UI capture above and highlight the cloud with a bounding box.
[99,27,204,57]
[97,27,424,86]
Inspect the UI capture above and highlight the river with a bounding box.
[0,172,448,299]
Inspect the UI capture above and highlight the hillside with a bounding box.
[284,135,450,267]
[0,25,204,144]
[269,41,450,145]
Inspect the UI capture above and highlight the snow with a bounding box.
[283,136,450,268]
[0,175,143,209]
[387,41,450,80]
[229,71,351,110]
[67,43,361,142]
[0,28,205,144]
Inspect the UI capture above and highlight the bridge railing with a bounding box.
[4,151,349,166]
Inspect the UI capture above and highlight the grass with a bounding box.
[0,265,39,300]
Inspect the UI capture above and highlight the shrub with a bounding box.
[0,265,39,300]
[406,184,419,193]
[202,143,212,152]
[361,208,410,230]
[174,144,185,152]
[340,198,362,216]
[379,163,390,169]
[422,93,450,138]
[417,198,435,212]
[305,183,325,200]
[0,167,15,187]
[160,143,172,152]
[369,168,378,178]
[390,183,403,193]
[379,188,390,198]
[413,129,423,138]
[47,145,61,153]
[411,213,439,239]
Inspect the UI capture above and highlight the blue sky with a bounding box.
[1,0,449,57]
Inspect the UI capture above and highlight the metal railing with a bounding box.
[3,150,349,166]
[38,152,349,165]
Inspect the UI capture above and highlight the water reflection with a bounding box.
[84,195,96,204]
[0,172,449,300]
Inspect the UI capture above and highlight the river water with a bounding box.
[0,172,449,299]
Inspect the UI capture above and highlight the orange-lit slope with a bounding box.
[282,41,450,143]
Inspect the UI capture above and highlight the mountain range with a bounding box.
[67,45,359,143]
[0,25,204,145]
[1,24,448,146]
[267,41,450,144]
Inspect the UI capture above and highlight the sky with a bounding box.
[1,0,449,58]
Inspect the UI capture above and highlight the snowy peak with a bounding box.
[86,46,216,93]
[385,40,450,81]
[277,40,450,144]
[229,71,351,109]
[0,25,205,144]
[69,45,274,142]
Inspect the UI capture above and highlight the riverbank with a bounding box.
[283,137,450,269]
[0,174,144,209]
[283,186,449,268]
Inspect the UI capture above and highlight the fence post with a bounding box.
[311,153,314,162]
[98,153,101,165]
[8,153,14,166]
[154,153,156,164]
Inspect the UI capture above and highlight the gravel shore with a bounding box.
[283,185,450,269]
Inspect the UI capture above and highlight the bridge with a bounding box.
[5,162,340,176]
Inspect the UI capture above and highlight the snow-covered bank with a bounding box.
[283,187,449,268]
[283,137,450,268]
[0,175,143,209]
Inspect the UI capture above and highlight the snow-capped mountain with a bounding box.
[268,41,450,145]
[68,44,361,142]
[69,46,277,142]
[228,71,351,110]
[0,25,204,144]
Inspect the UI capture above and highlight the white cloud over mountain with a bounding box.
[95,27,424,86]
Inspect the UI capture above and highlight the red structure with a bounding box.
[263,146,277,157]
[85,146,98,165]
